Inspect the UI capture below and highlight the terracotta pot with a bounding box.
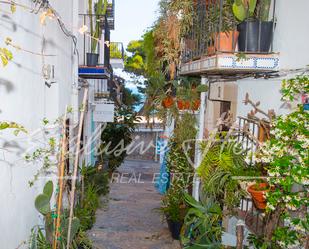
[177,100,190,110]
[162,96,174,108]
[247,183,270,210]
[209,31,239,54]
[207,45,216,55]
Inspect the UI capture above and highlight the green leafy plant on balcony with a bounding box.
[110,43,123,59]
[88,0,108,53]
[233,0,271,22]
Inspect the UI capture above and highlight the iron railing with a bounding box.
[94,79,110,100]
[110,42,124,60]
[79,14,111,67]
[182,0,276,63]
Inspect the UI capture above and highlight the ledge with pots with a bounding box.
[180,52,280,76]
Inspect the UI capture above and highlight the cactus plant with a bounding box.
[33,181,80,246]
[258,0,271,22]
[62,217,81,243]
[232,0,257,22]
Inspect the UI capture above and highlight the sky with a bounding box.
[111,0,160,49]
[111,0,160,98]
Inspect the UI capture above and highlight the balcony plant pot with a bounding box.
[247,182,270,210]
[214,31,239,52]
[237,20,273,53]
[86,53,99,67]
[177,100,190,110]
[162,96,174,108]
[166,217,182,240]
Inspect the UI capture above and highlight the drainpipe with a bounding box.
[193,76,208,201]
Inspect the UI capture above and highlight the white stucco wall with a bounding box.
[274,0,309,70]
[0,0,79,247]
[236,0,309,119]
[235,78,290,119]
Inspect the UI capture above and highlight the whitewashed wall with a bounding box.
[0,0,79,248]
[236,0,309,118]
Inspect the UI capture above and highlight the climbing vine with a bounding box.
[252,75,309,248]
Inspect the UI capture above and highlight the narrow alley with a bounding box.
[89,160,180,249]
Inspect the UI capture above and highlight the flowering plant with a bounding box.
[253,75,309,248]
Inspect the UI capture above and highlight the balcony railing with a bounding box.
[180,0,279,75]
[110,42,125,69]
[106,0,115,30]
[79,14,111,67]
[110,42,124,60]
[182,0,276,63]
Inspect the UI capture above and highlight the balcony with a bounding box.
[180,0,279,76]
[78,14,112,79]
[110,42,125,69]
[106,0,115,30]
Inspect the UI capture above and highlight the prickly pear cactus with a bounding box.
[62,217,81,243]
[35,181,53,215]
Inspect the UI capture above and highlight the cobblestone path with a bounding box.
[89,160,181,249]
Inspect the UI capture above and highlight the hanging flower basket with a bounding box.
[177,99,201,110]
[247,183,270,210]
[162,96,174,108]
[177,100,190,110]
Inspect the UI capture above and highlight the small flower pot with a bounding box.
[162,97,174,108]
[177,100,190,110]
[247,183,270,210]
[166,218,182,240]
[214,31,239,52]
[86,53,99,67]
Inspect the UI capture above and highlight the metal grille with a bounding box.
[181,0,276,63]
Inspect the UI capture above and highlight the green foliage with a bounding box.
[233,0,257,22]
[89,0,108,53]
[233,0,272,22]
[161,112,197,224]
[251,75,309,248]
[43,181,53,200]
[76,164,110,230]
[35,194,51,215]
[0,121,27,135]
[197,141,250,211]
[181,193,223,249]
[76,184,100,230]
[125,40,145,76]
[161,185,187,222]
[257,0,272,22]
[281,75,309,102]
[32,181,81,247]
[122,87,142,108]
[99,107,139,172]
[0,47,13,66]
[110,43,123,59]
[29,227,51,249]
[208,0,237,33]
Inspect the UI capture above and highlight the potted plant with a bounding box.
[162,96,175,108]
[181,193,223,248]
[233,0,273,53]
[161,187,187,240]
[87,0,108,66]
[176,78,208,111]
[162,82,176,108]
[247,182,271,210]
[207,0,239,55]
